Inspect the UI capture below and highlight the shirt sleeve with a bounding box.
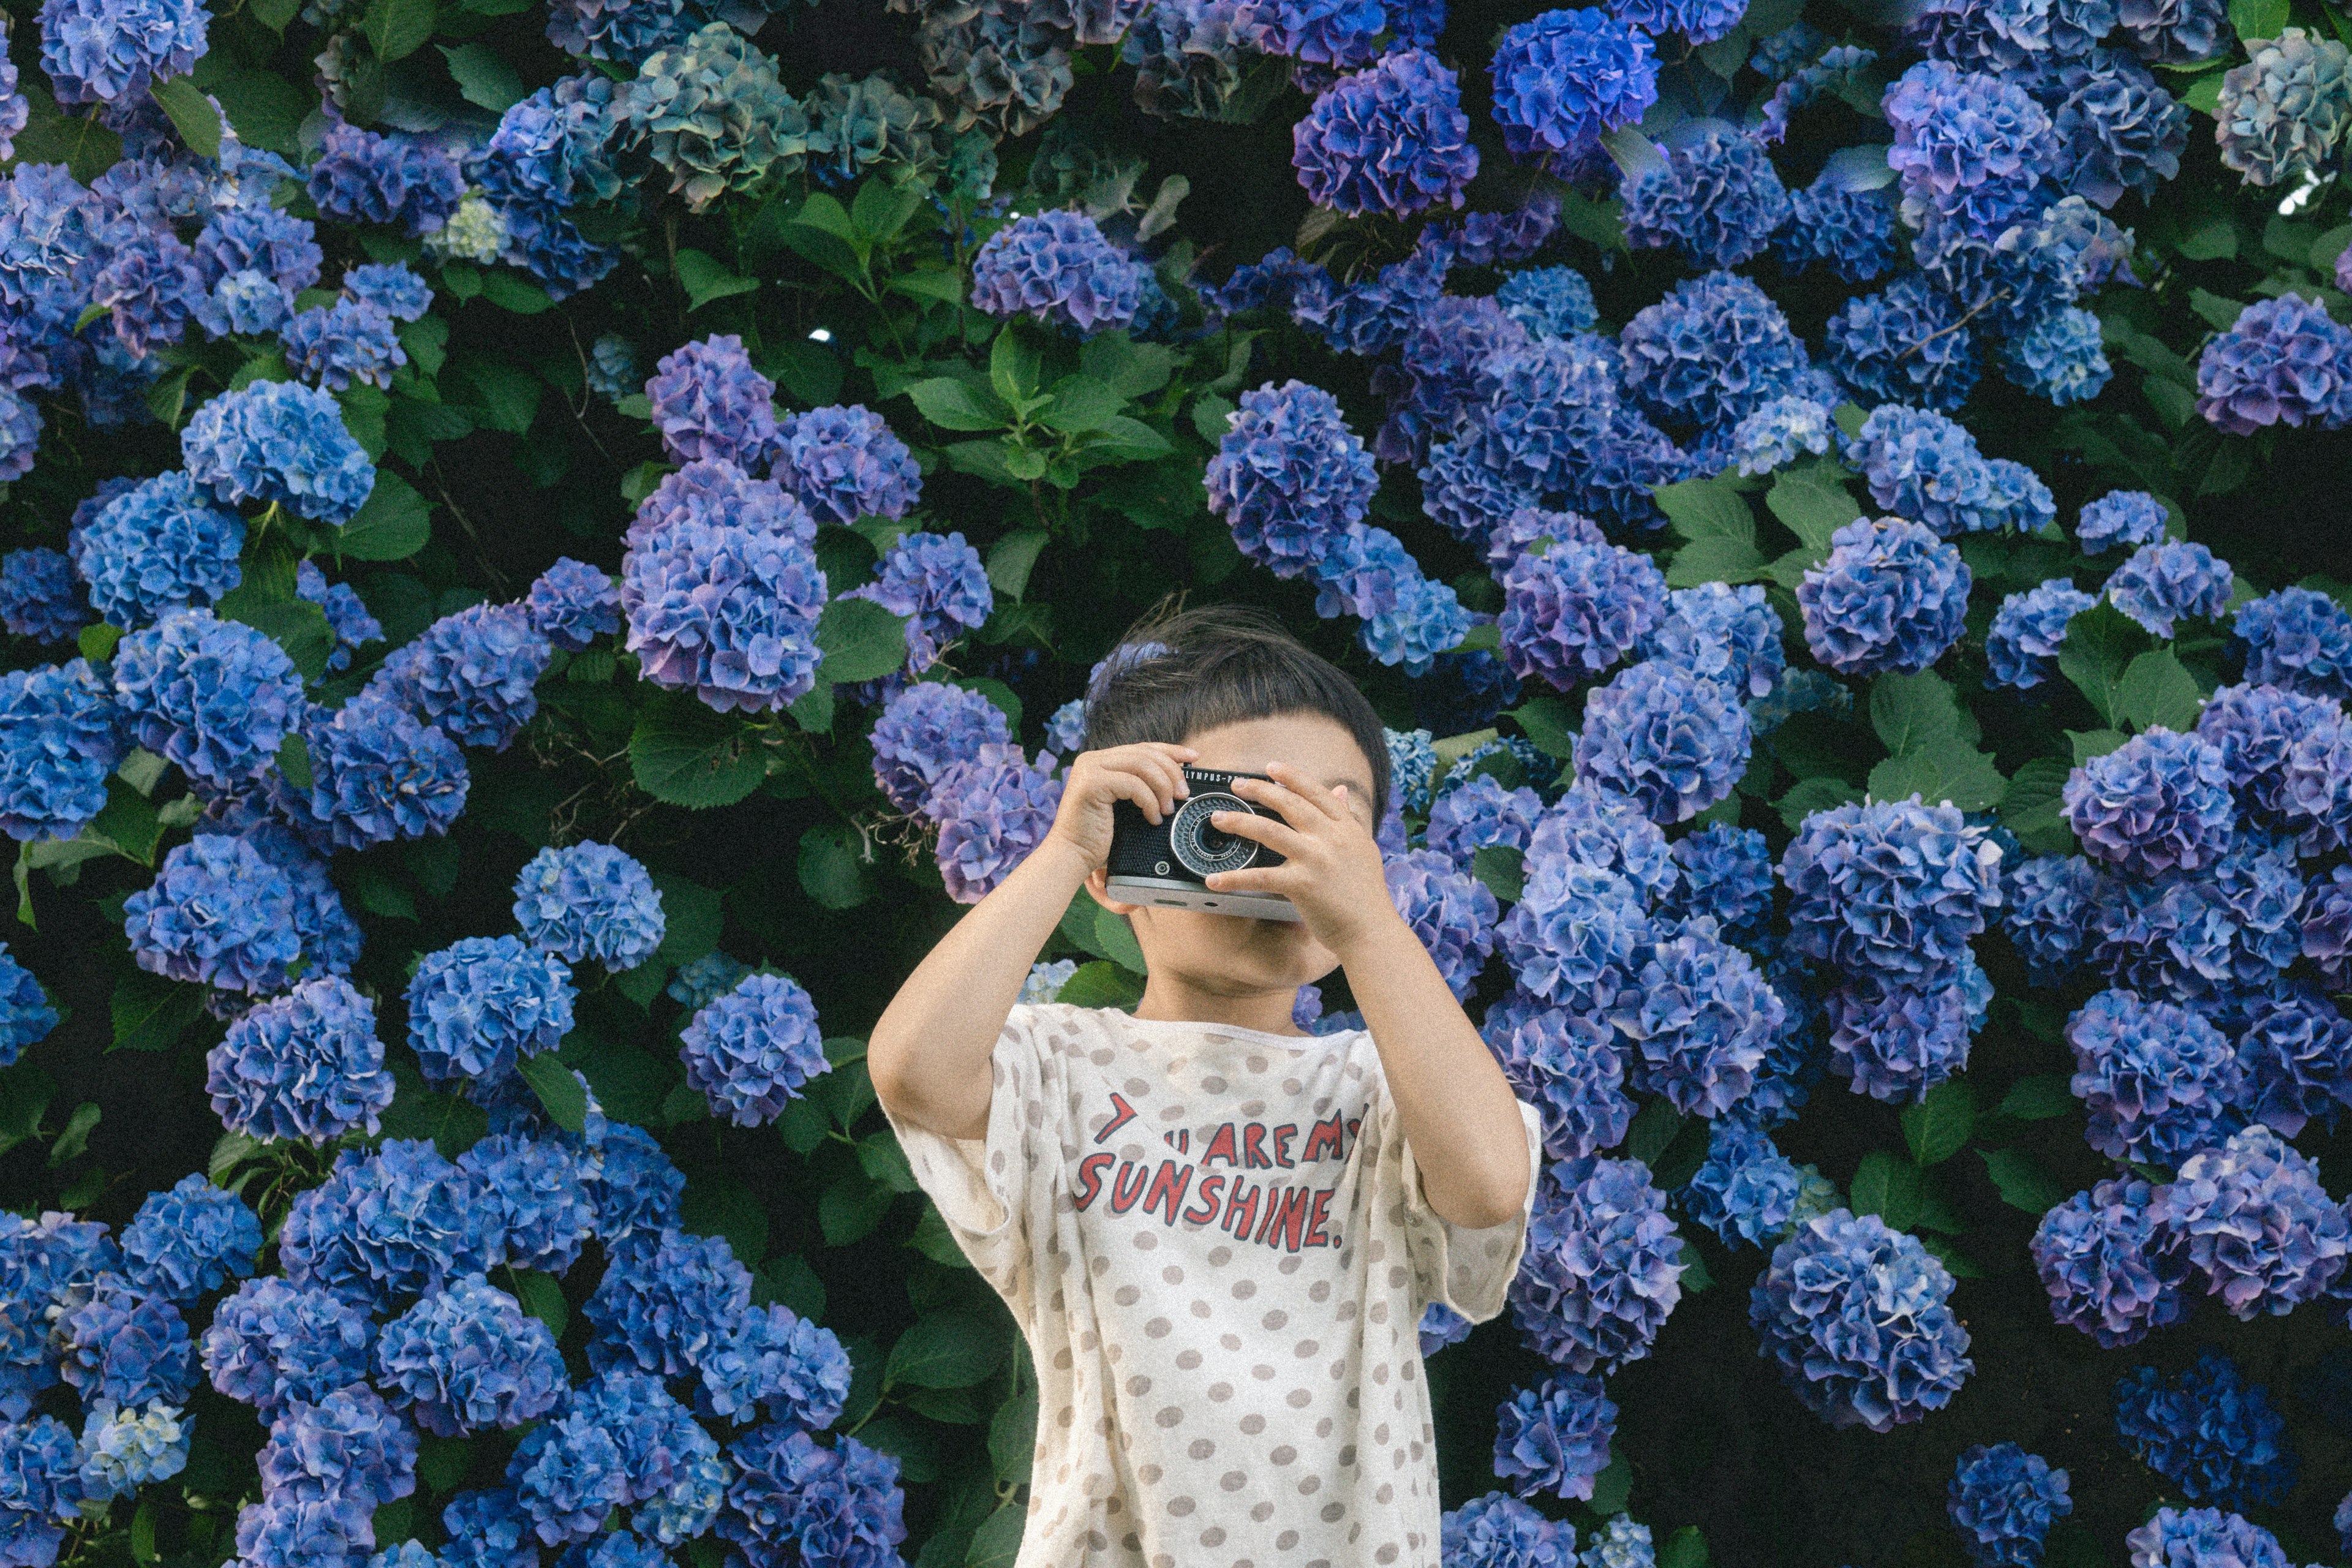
[1395,1091,1543,1325]
[878,1003,1052,1305]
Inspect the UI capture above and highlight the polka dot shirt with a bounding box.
[881,1002,1544,1568]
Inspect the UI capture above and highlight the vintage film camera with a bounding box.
[1104,767,1297,921]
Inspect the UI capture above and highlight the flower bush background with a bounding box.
[1,0,2351,1563]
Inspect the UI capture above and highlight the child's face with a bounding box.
[1089,710,1380,998]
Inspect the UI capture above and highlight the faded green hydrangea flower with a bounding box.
[806,70,943,187]
[2215,26,2352,186]
[913,5,1072,139]
[624,23,810,211]
[424,192,510,262]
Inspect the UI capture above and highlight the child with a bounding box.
[870,605,1541,1568]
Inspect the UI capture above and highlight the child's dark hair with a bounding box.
[1082,603,1392,824]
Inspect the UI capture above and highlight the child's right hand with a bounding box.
[1043,742,1199,871]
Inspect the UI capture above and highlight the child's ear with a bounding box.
[1085,867,1144,916]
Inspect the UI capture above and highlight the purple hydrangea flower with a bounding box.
[59,1276,194,1408]
[2124,1509,2289,1568]
[925,744,1064,903]
[2196,293,2352,435]
[2066,988,2242,1163]
[719,1426,907,1566]
[594,1125,687,1245]
[1497,538,1667,690]
[621,518,827,714]
[2076,488,2168,554]
[1442,1491,1577,1566]
[1622,132,1790,269]
[1750,1208,1973,1431]
[1825,971,1973,1102]
[1508,1155,1684,1373]
[2105,541,2232,638]
[680,972,831,1126]
[1619,270,1806,437]
[1883,59,2060,235]
[2062,728,2235,877]
[279,1139,496,1309]
[970,210,1139,336]
[181,379,376,526]
[374,1274,567,1438]
[1573,662,1750,825]
[2160,1124,2350,1319]
[282,296,407,392]
[1488,9,1660,174]
[772,404,920,527]
[1777,173,1900,282]
[304,121,466,234]
[1640,582,1784,702]
[1492,1373,1616,1502]
[206,977,393,1144]
[458,1136,595,1274]
[2233,982,2352,1136]
[2002,853,2097,983]
[524,559,620,652]
[1781,797,2002,983]
[1798,517,1972,676]
[1293,49,1477,217]
[644,335,777,470]
[344,262,432,322]
[2235,586,2352,700]
[295,692,469,849]
[37,0,206,104]
[2113,1352,2294,1510]
[513,842,666,971]
[1682,1116,1802,1247]
[1825,274,1981,412]
[1484,1002,1634,1162]
[1205,379,1378,581]
[1426,775,1542,870]
[1613,922,1782,1115]
[200,1278,373,1412]
[848,531,992,674]
[1384,849,1499,1000]
[407,935,576,1088]
[627,458,815,553]
[1842,404,2002,537]
[1988,580,2097,689]
[2030,1175,2186,1348]
[869,680,1012,814]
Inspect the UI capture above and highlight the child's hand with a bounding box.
[1202,763,1398,955]
[1042,742,1199,872]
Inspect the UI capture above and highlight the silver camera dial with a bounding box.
[1168,791,1262,878]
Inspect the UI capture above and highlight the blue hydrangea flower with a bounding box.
[1619,270,1806,437]
[680,972,831,1126]
[628,458,815,552]
[1574,662,1750,825]
[1205,379,1378,581]
[2233,982,2352,1136]
[1498,538,1667,690]
[868,680,1012,814]
[2196,293,2352,435]
[0,658,123,845]
[1842,404,2003,537]
[1825,971,1973,1102]
[206,976,393,1143]
[60,1276,194,1408]
[1622,132,1790,269]
[587,335,636,400]
[1441,1490,1577,1567]
[456,1136,595,1275]
[639,1443,730,1545]
[643,334,777,469]
[2066,988,2241,1163]
[926,745,1065,903]
[200,1277,374,1411]
[1314,526,1474,676]
[516,559,619,654]
[2114,1352,2294,1510]
[254,1382,418,1531]
[970,210,1139,336]
[1751,1208,1973,1431]
[368,603,552,752]
[593,1125,687,1245]
[119,1174,258,1303]
[279,1139,496,1310]
[2233,586,2352,700]
[1498,266,1597,338]
[1683,1116,1803,1246]
[1019,958,1078,1006]
[442,1488,539,1568]
[0,549,86,644]
[407,935,576,1088]
[1383,849,1498,1000]
[620,517,827,714]
[2161,1124,2349,1319]
[698,1303,852,1430]
[181,379,376,526]
[375,1273,567,1438]
[342,262,431,322]
[124,833,303,993]
[1485,1001,1634,1162]
[513,842,666,970]
[1664,826,1774,942]
[1948,1443,2072,1568]
[2062,728,2234,877]
[2193,682,2339,834]
[1501,856,1653,1014]
[1777,174,1900,282]
[1532,783,1678,894]
[1825,274,1981,411]
[1426,776,1542,870]
[1237,0,1385,66]
[76,1398,189,1502]
[72,472,243,630]
[1797,518,1972,676]
[1729,396,1835,477]
[1639,582,1784,702]
[1488,9,1660,174]
[718,1426,906,1566]
[1988,580,2097,689]
[0,944,56,1071]
[0,1212,119,1419]
[37,0,206,105]
[1883,59,2059,235]
[1292,48,1477,217]
[305,121,466,233]
[2000,853,2096,984]
[586,1227,751,1379]
[292,560,384,674]
[290,692,469,850]
[2124,1509,2290,1568]
[1580,1517,1657,1568]
[1509,1155,1684,1373]
[2004,305,2112,404]
[849,531,992,674]
[2029,1175,2185,1348]
[1377,295,1535,464]
[1781,797,2003,984]
[772,404,921,527]
[564,1370,724,1515]
[1615,922,1783,1116]
[1492,1373,1616,1502]
[111,608,301,790]
[282,296,407,391]
[2105,541,2232,638]
[2074,489,2166,557]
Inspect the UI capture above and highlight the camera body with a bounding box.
[1105,767,1298,922]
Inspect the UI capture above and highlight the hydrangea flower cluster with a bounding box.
[848,531,993,673]
[513,842,666,970]
[1492,1373,1616,1502]
[679,972,832,1126]
[1292,49,1477,217]
[1797,518,1972,676]
[1206,380,1379,579]
[970,209,1139,336]
[1508,1156,1684,1375]
[1947,1444,2072,1568]
[2113,1351,2294,1509]
[1749,1209,1974,1431]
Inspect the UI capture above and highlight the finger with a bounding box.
[1208,809,1313,859]
[1102,758,1183,815]
[1106,771,1167,825]
[1229,774,1327,831]
[1202,864,1305,895]
[1262,762,1348,821]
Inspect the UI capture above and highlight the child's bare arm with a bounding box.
[1204,766,1532,1230]
[868,741,1197,1140]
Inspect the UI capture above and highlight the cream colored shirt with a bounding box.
[880,1001,1543,1568]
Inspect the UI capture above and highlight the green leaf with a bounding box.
[48,1102,99,1167]
[363,0,437,62]
[2057,601,2154,726]
[1092,907,1147,974]
[208,1131,262,1185]
[1870,671,1963,755]
[2115,649,2204,733]
[1654,476,1755,545]
[2000,756,2078,855]
[516,1050,587,1135]
[331,472,429,560]
[798,822,875,910]
[508,1268,567,1339]
[858,1128,919,1193]
[905,378,1007,433]
[1037,377,1125,434]
[1776,775,1862,831]
[1658,1526,1710,1568]
[437,42,524,111]
[1980,1146,2067,1213]
[1079,336,1178,400]
[886,1311,1010,1389]
[110,971,204,1055]
[1506,696,1575,761]
[78,624,121,663]
[849,177,923,244]
[148,76,224,159]
[1850,1150,1924,1232]
[0,1065,57,1159]
[1899,1079,1976,1167]
[1998,1074,2075,1121]
[884,270,964,306]
[777,221,865,284]
[1667,535,1771,588]
[1472,845,1526,904]
[2069,728,2128,765]
[989,326,1043,407]
[985,530,1048,600]
[674,248,760,312]
[1626,1099,1684,1166]
[1920,1235,1987,1278]
[819,1174,895,1246]
[630,694,766,810]
[454,355,541,431]
[1055,960,1142,1011]
[1083,416,1174,462]
[2228,0,2288,42]
[227,598,334,680]
[967,1503,1026,1568]
[1765,463,1862,552]
[816,597,911,684]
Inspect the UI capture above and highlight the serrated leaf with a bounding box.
[516,1050,587,1134]
[1037,377,1125,434]
[1472,845,1525,904]
[2057,601,2154,726]
[1667,536,1771,588]
[2115,649,2204,733]
[110,972,203,1055]
[228,598,334,681]
[674,248,759,312]
[630,693,766,809]
[48,1102,99,1167]
[508,1268,567,1338]
[1057,960,1142,1010]
[2068,728,2128,766]
[331,470,435,563]
[1870,671,1963,755]
[1777,775,1863,831]
[2000,756,2078,855]
[2228,0,2288,43]
[1850,1150,1924,1232]
[1997,1074,2076,1121]
[986,530,1048,600]
[1766,464,1863,551]
[1868,752,1945,805]
[1654,477,1755,545]
[887,1311,1010,1389]
[989,326,1043,406]
[815,597,910,684]
[907,377,1006,432]
[1899,1079,1976,1167]
[1980,1146,2067,1213]
[437,42,523,111]
[798,822,874,910]
[967,1502,1027,1567]
[148,75,224,159]
[363,0,437,62]
[1506,696,1576,761]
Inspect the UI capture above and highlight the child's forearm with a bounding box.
[1340,919,1531,1230]
[868,835,1094,1140]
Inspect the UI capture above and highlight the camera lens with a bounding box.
[1168,792,1260,878]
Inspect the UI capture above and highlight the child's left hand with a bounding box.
[1202,763,1398,956]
